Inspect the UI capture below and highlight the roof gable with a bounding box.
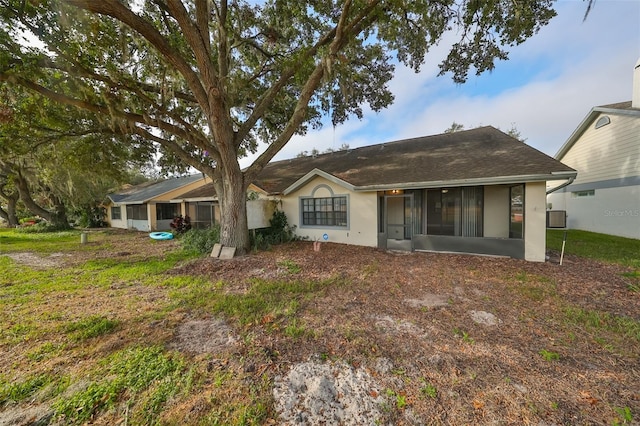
[282,168,355,195]
[555,101,640,160]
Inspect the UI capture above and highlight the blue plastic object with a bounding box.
[149,232,174,240]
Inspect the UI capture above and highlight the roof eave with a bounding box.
[170,197,219,202]
[351,172,578,192]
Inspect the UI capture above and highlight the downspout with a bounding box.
[546,176,575,195]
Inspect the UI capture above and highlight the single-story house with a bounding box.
[106,174,210,231]
[169,183,274,230]
[106,176,273,232]
[107,126,575,261]
[249,126,575,261]
[546,58,640,240]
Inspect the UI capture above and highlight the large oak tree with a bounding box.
[0,0,559,253]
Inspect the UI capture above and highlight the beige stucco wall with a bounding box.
[483,186,510,238]
[106,205,127,229]
[280,176,378,247]
[524,181,547,262]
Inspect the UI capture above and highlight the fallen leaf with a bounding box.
[473,399,485,409]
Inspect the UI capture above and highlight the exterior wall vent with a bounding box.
[595,116,610,129]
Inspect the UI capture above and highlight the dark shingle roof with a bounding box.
[598,101,632,110]
[108,174,206,203]
[253,126,575,194]
[175,182,216,199]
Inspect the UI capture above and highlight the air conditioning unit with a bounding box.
[546,210,566,228]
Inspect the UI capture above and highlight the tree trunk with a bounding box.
[0,198,18,227]
[215,167,250,255]
[0,190,19,227]
[14,174,69,228]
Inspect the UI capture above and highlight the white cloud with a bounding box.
[242,0,640,168]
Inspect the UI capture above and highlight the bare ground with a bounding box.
[170,241,640,425]
[1,233,639,425]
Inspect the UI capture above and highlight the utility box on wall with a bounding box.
[546,210,567,229]
[247,199,276,230]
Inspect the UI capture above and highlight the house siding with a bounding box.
[281,176,378,247]
[549,186,640,239]
[560,113,640,184]
[548,111,640,240]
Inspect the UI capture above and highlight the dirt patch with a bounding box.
[0,403,53,426]
[273,358,384,425]
[469,310,501,326]
[169,318,238,355]
[404,293,450,308]
[4,252,68,269]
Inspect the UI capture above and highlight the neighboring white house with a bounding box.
[547,58,640,240]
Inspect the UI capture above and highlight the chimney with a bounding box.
[633,57,640,109]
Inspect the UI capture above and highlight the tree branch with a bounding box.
[63,0,211,116]
[132,126,217,177]
[0,73,219,161]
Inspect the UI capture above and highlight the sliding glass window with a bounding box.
[426,187,483,237]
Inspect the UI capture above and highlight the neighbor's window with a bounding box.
[156,203,179,220]
[111,206,121,220]
[126,204,148,221]
[572,190,595,198]
[187,201,215,229]
[301,196,347,227]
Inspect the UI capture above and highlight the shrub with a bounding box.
[179,225,220,254]
[74,206,108,228]
[252,210,298,251]
[16,221,71,233]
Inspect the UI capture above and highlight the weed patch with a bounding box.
[538,349,560,361]
[65,315,119,342]
[0,373,53,404]
[512,272,557,302]
[563,307,640,341]
[211,279,328,326]
[277,259,301,274]
[420,380,437,399]
[53,346,189,425]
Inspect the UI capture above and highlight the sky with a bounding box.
[241,0,640,168]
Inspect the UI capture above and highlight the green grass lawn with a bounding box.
[547,229,640,269]
[0,228,638,425]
